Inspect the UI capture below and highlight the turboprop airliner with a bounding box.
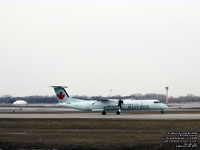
[51,86,168,115]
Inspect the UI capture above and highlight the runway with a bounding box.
[0,113,200,119]
[0,106,79,112]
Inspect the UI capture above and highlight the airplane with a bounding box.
[51,86,168,115]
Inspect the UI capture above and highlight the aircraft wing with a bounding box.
[95,98,110,101]
[93,98,117,102]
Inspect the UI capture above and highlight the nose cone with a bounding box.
[162,103,168,110]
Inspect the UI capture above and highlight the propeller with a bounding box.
[118,98,123,109]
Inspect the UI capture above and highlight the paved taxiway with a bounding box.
[0,113,200,119]
[0,107,79,112]
[0,102,200,119]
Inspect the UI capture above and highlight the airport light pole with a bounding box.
[110,89,112,97]
[165,87,169,104]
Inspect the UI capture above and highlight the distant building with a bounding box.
[13,100,28,105]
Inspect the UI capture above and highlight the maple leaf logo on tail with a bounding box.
[57,92,65,100]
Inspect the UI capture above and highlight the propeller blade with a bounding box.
[118,99,123,109]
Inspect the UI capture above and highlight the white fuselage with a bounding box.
[58,98,168,111]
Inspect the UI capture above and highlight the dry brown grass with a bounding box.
[0,119,200,150]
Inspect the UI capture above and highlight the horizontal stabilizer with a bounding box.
[51,86,69,103]
[51,86,68,88]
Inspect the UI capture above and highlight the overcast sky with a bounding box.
[0,0,200,97]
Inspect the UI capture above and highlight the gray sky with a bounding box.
[0,0,200,97]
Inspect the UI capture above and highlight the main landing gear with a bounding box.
[116,110,121,115]
[102,111,106,115]
[101,110,121,115]
[161,110,164,114]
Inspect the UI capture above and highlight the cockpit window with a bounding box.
[154,101,160,103]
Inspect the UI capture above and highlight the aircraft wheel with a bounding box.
[116,111,120,115]
[102,111,106,115]
[161,110,164,114]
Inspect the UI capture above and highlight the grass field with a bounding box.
[0,119,200,150]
